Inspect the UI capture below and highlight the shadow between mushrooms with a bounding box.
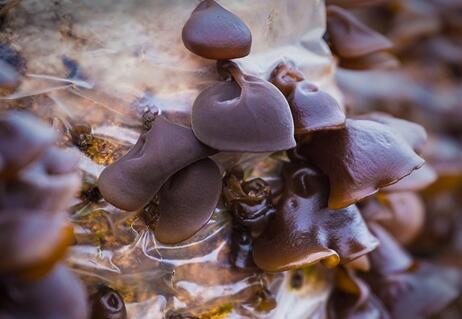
[299,118,425,209]
[252,163,378,272]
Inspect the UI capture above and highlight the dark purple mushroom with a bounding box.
[269,62,305,97]
[299,118,425,209]
[98,116,216,211]
[326,6,394,59]
[191,61,295,152]
[252,164,378,272]
[182,0,252,60]
[154,158,222,244]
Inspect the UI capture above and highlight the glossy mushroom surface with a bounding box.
[326,5,393,59]
[182,0,252,60]
[90,285,127,319]
[154,158,222,244]
[98,116,215,211]
[192,62,295,152]
[252,164,378,272]
[299,118,425,209]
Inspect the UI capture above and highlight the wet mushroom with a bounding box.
[182,0,252,60]
[299,118,425,209]
[326,5,393,59]
[154,158,222,244]
[191,61,295,152]
[269,62,305,97]
[252,164,378,272]
[98,116,216,211]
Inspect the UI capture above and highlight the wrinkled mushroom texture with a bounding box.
[252,164,378,272]
[328,267,389,319]
[365,262,460,319]
[191,62,295,153]
[182,0,252,60]
[376,192,425,246]
[0,265,88,319]
[367,223,413,276]
[339,51,400,70]
[299,118,425,209]
[0,213,73,276]
[356,112,427,154]
[0,146,81,213]
[98,116,215,211]
[90,286,127,319]
[288,81,346,134]
[154,158,222,244]
[0,112,55,179]
[326,5,393,59]
[269,62,305,97]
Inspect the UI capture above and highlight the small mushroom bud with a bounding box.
[182,0,252,60]
[299,118,425,209]
[326,6,393,58]
[252,164,378,272]
[154,158,222,244]
[98,116,216,211]
[90,285,127,319]
[288,81,346,134]
[269,62,305,97]
[191,61,295,152]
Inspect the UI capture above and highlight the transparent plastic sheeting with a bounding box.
[0,0,337,317]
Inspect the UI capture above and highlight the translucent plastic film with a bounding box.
[0,0,337,317]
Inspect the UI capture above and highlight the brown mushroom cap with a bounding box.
[0,265,88,319]
[367,223,413,276]
[0,213,73,276]
[252,164,378,272]
[191,62,295,152]
[356,112,427,154]
[326,6,393,59]
[0,112,55,179]
[299,118,425,209]
[0,146,81,213]
[288,81,346,134]
[154,158,222,244]
[376,192,425,246]
[181,0,252,60]
[365,262,460,319]
[339,51,400,70]
[269,62,305,97]
[98,116,215,211]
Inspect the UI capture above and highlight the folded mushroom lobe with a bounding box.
[252,164,378,272]
[154,158,222,244]
[0,213,73,276]
[0,112,55,179]
[382,164,437,192]
[192,62,295,152]
[98,116,215,211]
[90,285,127,319]
[299,118,425,209]
[326,6,394,58]
[0,265,88,319]
[269,62,305,97]
[0,146,81,213]
[288,81,346,134]
[182,0,252,60]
